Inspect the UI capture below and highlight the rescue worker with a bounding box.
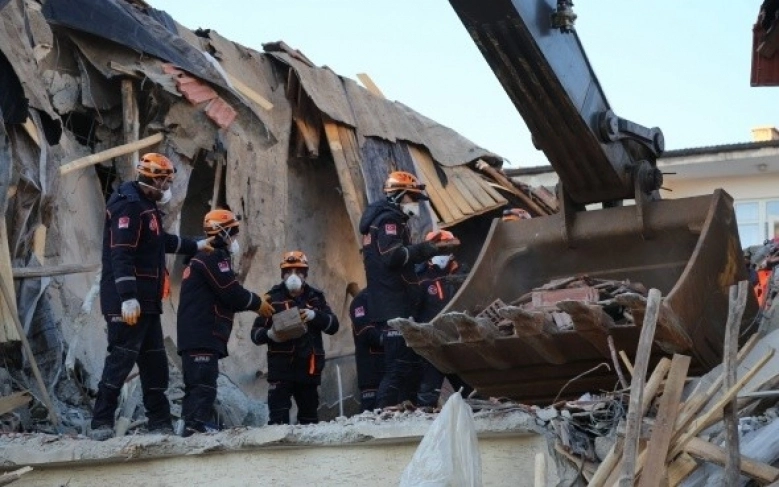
[177,209,274,436]
[413,230,474,408]
[358,170,458,408]
[502,207,532,222]
[349,288,384,411]
[250,251,339,425]
[91,153,212,441]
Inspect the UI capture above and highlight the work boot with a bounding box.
[88,424,114,441]
[145,421,174,435]
[180,421,220,438]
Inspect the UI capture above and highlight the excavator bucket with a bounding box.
[398,191,758,404]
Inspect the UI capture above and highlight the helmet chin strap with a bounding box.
[387,190,407,205]
[137,180,164,197]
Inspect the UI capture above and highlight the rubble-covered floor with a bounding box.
[0,408,555,487]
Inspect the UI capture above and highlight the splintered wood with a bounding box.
[550,281,778,487]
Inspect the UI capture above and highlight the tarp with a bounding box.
[42,0,227,89]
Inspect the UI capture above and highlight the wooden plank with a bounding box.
[413,148,461,222]
[670,349,775,459]
[59,133,163,176]
[0,222,20,343]
[619,288,662,487]
[685,437,779,484]
[22,118,39,147]
[211,155,224,211]
[336,124,368,215]
[323,121,364,246]
[356,73,385,98]
[637,354,690,487]
[408,146,458,223]
[0,234,58,426]
[668,453,698,487]
[456,166,499,208]
[32,225,46,264]
[475,159,549,215]
[481,179,509,204]
[442,166,478,213]
[12,263,99,279]
[724,281,748,486]
[619,350,635,376]
[226,73,274,111]
[589,357,670,487]
[448,167,486,210]
[0,391,31,416]
[120,79,139,183]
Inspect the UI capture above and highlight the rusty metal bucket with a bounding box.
[399,190,758,404]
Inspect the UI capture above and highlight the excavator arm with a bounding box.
[450,0,664,205]
[394,1,758,404]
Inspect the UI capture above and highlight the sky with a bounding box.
[150,0,775,168]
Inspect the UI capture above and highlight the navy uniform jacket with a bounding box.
[349,289,384,389]
[100,181,197,317]
[414,261,469,323]
[177,246,261,358]
[358,200,437,323]
[251,283,339,384]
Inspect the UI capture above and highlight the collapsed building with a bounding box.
[3,0,779,485]
[0,0,559,471]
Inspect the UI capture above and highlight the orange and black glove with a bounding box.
[257,294,274,318]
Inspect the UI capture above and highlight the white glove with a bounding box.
[121,299,141,326]
[300,309,316,322]
[266,328,281,342]
[197,237,214,253]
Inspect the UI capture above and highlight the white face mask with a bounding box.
[285,273,303,292]
[229,238,240,255]
[431,255,452,269]
[158,188,172,205]
[401,202,420,217]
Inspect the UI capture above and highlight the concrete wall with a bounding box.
[11,434,554,487]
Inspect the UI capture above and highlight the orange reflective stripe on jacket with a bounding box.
[756,269,772,307]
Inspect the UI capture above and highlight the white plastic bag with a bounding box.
[399,392,482,486]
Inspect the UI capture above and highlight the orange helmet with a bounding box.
[383,171,428,200]
[280,250,309,270]
[137,153,175,179]
[203,209,240,236]
[425,230,456,243]
[502,208,531,222]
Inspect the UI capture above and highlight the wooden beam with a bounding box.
[667,453,698,486]
[0,391,31,416]
[0,236,59,426]
[12,263,100,279]
[685,437,779,484]
[22,118,39,147]
[120,79,139,183]
[0,221,20,343]
[59,133,164,176]
[356,73,385,98]
[724,281,748,486]
[670,349,775,459]
[323,121,365,246]
[474,160,549,216]
[589,357,670,487]
[32,225,46,264]
[211,156,224,211]
[619,288,662,487]
[226,73,274,111]
[637,354,690,487]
